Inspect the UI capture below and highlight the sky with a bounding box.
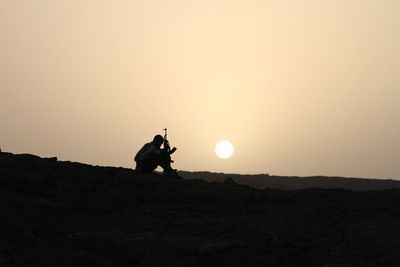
[1,0,399,179]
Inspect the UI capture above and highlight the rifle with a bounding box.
[163,128,176,159]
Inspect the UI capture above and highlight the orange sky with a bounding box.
[1,0,399,178]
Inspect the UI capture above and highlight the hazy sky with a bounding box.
[1,0,399,178]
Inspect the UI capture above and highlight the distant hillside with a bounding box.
[179,171,400,191]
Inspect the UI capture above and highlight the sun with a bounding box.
[215,140,234,159]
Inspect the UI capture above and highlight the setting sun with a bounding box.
[215,141,234,159]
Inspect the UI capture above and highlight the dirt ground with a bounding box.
[1,152,400,266]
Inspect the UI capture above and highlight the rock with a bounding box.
[224,177,238,186]
[0,172,45,194]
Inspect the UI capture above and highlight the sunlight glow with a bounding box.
[215,141,234,159]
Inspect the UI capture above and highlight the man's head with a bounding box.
[152,134,164,147]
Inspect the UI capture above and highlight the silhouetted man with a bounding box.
[134,135,178,176]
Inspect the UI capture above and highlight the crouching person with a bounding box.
[134,134,178,176]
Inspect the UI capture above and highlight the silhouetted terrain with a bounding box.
[1,152,400,266]
[179,171,400,191]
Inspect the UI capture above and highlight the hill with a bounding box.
[1,151,400,266]
[179,171,400,191]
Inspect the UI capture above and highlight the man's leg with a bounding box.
[137,152,178,176]
[137,155,159,173]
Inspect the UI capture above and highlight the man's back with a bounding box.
[135,142,155,163]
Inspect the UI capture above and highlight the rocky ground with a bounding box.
[1,152,400,266]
